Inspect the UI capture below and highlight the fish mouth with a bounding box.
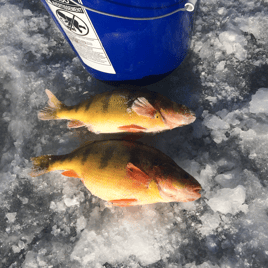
[192,187,202,200]
[187,112,196,124]
[160,109,196,128]
[193,186,202,192]
[158,184,202,203]
[184,185,202,201]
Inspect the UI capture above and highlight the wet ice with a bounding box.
[1,0,268,267]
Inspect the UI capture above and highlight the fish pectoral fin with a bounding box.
[126,162,151,188]
[109,198,138,207]
[61,170,80,178]
[118,124,147,133]
[132,97,157,119]
[67,120,85,128]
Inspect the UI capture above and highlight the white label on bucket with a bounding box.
[45,0,116,74]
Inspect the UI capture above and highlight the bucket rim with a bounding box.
[71,0,196,20]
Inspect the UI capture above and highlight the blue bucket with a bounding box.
[40,0,198,85]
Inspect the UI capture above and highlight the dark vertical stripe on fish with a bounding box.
[102,91,114,113]
[74,103,81,112]
[128,142,143,167]
[99,145,116,169]
[64,106,73,112]
[84,97,95,111]
[81,146,93,164]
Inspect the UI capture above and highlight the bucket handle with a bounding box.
[73,0,197,20]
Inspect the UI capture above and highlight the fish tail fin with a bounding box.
[38,89,65,120]
[30,155,53,177]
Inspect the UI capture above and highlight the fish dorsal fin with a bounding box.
[67,120,85,128]
[126,163,151,188]
[45,89,64,109]
[132,97,156,119]
[61,170,80,178]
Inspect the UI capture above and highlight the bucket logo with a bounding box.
[44,0,116,74]
[56,10,89,35]
[47,0,83,13]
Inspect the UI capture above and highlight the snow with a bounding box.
[1,0,268,267]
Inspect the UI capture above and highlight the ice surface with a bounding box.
[1,0,268,267]
[206,186,248,215]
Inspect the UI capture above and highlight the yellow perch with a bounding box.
[38,89,196,134]
[30,140,202,207]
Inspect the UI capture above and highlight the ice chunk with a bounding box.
[0,172,16,193]
[189,161,202,178]
[18,196,29,204]
[6,212,17,223]
[51,225,61,236]
[207,186,248,215]
[221,110,241,126]
[199,213,221,236]
[218,31,247,61]
[76,216,87,233]
[249,88,268,114]
[179,201,197,211]
[50,200,66,212]
[239,128,256,141]
[215,173,236,188]
[12,245,21,253]
[203,113,230,130]
[22,252,38,268]
[217,158,236,174]
[199,164,216,191]
[216,61,226,72]
[71,226,161,267]
[217,7,226,15]
[235,15,268,44]
[199,40,214,60]
[23,9,33,16]
[63,195,80,207]
[202,112,231,143]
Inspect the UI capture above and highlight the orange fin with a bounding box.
[132,97,156,119]
[45,89,64,109]
[109,198,138,207]
[61,170,80,178]
[38,89,65,120]
[67,120,85,128]
[30,155,52,177]
[126,163,151,188]
[118,124,147,133]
